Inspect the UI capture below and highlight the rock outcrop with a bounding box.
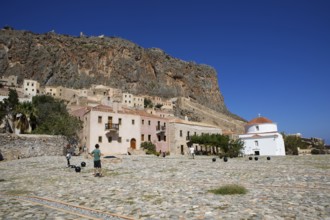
[0,29,245,132]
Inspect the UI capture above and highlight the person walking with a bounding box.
[90,144,102,177]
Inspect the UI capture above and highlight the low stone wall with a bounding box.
[0,134,69,161]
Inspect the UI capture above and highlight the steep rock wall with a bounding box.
[0,29,227,113]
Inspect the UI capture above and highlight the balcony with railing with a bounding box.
[156,125,166,133]
[105,123,119,131]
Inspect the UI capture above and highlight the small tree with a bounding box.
[141,141,157,155]
[190,133,242,157]
[144,98,153,108]
[1,89,19,133]
[227,139,244,157]
[31,95,82,140]
[283,134,307,155]
[155,104,163,109]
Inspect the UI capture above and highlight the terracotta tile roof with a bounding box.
[246,116,273,125]
[70,107,90,118]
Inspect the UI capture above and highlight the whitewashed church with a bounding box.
[239,116,286,156]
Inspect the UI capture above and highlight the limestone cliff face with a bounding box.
[0,29,245,131]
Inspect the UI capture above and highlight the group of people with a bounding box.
[66,143,103,177]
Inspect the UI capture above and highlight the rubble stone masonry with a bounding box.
[0,134,68,161]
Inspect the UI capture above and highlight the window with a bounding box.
[148,135,151,141]
[256,126,259,131]
[148,120,151,125]
[141,134,144,141]
[98,116,102,123]
[142,119,144,125]
[118,118,122,125]
[158,135,161,142]
[180,130,183,137]
[108,136,112,143]
[164,136,166,141]
[118,137,122,143]
[98,136,102,143]
[255,141,259,146]
[132,119,135,125]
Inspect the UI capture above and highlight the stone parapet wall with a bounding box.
[0,134,68,161]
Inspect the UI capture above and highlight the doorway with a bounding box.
[130,138,136,149]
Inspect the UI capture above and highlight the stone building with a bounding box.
[168,117,222,155]
[23,79,40,97]
[0,75,18,87]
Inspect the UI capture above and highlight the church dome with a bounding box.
[245,116,277,134]
[247,116,273,125]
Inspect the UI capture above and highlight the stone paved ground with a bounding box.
[0,155,330,219]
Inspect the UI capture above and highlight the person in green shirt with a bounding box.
[90,144,102,177]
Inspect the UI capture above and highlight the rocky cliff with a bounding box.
[0,29,245,132]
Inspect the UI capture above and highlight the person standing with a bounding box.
[66,144,72,167]
[190,146,195,159]
[90,144,102,177]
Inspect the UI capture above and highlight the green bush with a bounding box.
[311,149,320,155]
[141,142,157,155]
[208,184,247,195]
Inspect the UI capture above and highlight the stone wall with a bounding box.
[0,134,69,161]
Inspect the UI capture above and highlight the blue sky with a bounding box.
[1,0,329,143]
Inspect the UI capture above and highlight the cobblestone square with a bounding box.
[1,155,329,219]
